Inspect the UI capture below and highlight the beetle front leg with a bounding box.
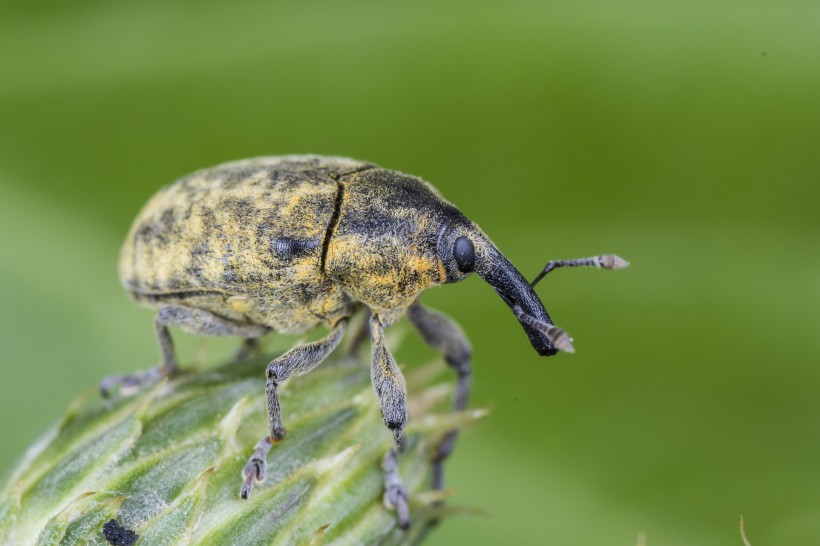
[370,313,411,528]
[240,317,349,499]
[407,303,472,491]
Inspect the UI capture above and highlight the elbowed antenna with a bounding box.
[530,254,630,287]
[512,305,575,353]
[472,237,570,356]
[521,252,630,352]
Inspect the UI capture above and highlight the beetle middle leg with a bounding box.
[240,317,349,499]
[100,305,269,397]
[347,314,371,356]
[369,313,412,529]
[407,302,472,492]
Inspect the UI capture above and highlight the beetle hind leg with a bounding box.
[240,317,349,499]
[100,305,269,397]
[407,302,472,492]
[235,337,264,361]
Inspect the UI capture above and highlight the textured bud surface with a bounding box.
[0,353,475,545]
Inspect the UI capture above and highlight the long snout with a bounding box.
[474,240,558,356]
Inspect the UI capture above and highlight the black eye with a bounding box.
[453,236,475,273]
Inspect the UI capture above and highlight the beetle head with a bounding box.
[436,221,567,356]
[329,168,571,354]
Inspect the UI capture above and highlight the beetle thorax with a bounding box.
[325,233,442,314]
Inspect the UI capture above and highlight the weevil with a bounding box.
[108,155,628,528]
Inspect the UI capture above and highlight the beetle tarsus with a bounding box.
[383,448,411,530]
[431,429,461,494]
[99,366,166,398]
[240,436,274,499]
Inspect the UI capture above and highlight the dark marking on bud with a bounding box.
[102,519,139,546]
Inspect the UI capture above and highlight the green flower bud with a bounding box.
[1,352,481,545]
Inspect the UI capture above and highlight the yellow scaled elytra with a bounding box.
[108,155,628,528]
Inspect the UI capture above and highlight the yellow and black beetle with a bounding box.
[108,155,628,528]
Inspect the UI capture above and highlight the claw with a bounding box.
[240,436,274,500]
[240,459,265,499]
[240,473,255,500]
[383,485,411,530]
[240,459,264,499]
[99,375,125,398]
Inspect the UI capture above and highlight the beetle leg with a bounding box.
[240,317,349,499]
[99,313,178,397]
[155,312,180,376]
[383,447,411,530]
[100,306,269,397]
[370,313,409,450]
[406,303,472,492]
[347,313,371,356]
[530,254,630,287]
[234,337,263,361]
[369,313,412,527]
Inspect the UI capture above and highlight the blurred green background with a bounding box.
[1,0,818,544]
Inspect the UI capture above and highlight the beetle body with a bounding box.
[120,156,361,334]
[121,155,556,351]
[111,155,627,529]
